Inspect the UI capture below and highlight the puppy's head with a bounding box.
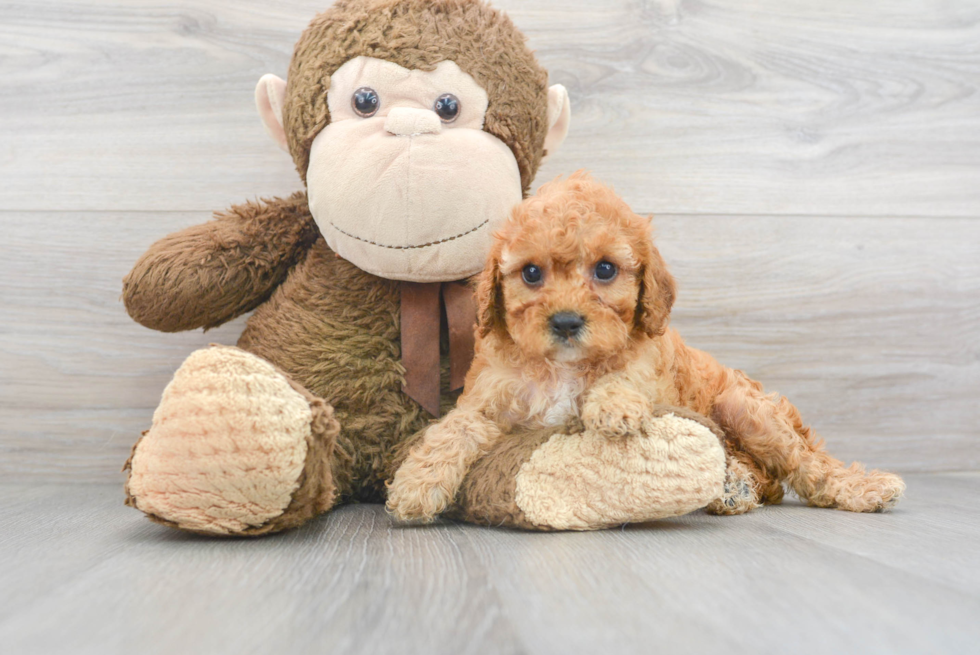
[476,171,675,363]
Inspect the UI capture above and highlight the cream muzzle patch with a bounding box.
[306,57,523,282]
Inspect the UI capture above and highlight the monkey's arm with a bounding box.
[123,192,319,332]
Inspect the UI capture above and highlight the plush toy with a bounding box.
[122,0,728,535]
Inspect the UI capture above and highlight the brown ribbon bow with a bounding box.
[400,281,477,417]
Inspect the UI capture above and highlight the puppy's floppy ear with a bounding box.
[635,242,676,337]
[476,251,507,339]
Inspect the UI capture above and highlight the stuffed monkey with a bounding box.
[122,0,728,535]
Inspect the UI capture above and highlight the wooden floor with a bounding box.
[0,474,977,654]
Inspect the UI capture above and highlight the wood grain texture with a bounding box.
[0,474,978,654]
[2,212,977,481]
[1,0,979,215]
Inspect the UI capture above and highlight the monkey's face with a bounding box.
[304,56,524,282]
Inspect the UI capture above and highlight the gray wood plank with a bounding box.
[0,485,523,655]
[461,497,980,655]
[0,484,161,619]
[748,473,980,597]
[2,211,977,481]
[0,475,978,655]
[1,1,979,216]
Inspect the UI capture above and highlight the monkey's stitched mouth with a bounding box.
[325,218,490,250]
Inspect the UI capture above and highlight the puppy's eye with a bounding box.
[522,264,543,285]
[434,93,460,122]
[594,261,618,281]
[352,87,380,117]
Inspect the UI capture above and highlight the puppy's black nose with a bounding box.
[549,312,586,339]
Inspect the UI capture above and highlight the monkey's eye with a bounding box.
[594,261,618,281]
[434,93,460,123]
[522,264,543,285]
[351,87,380,117]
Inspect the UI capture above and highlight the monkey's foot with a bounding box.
[124,346,340,536]
[450,407,727,531]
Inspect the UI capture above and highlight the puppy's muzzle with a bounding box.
[549,312,586,341]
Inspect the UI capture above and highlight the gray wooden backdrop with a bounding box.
[2,0,978,482]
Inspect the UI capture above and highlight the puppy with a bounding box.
[387,172,905,522]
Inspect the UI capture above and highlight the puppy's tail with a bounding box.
[711,371,905,512]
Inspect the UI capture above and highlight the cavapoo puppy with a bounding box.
[387,172,905,522]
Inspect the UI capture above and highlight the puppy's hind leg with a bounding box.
[711,371,905,513]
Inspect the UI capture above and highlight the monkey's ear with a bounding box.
[543,84,571,156]
[255,74,289,152]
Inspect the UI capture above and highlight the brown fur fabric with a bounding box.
[124,193,462,513]
[123,192,319,332]
[284,0,550,191]
[237,220,430,502]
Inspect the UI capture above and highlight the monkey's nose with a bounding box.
[384,107,442,137]
[549,312,586,340]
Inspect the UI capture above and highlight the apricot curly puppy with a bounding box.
[387,172,905,521]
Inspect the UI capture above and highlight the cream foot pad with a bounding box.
[514,414,726,530]
[126,346,313,534]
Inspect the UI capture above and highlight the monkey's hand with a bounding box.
[123,192,319,332]
[386,409,501,522]
[581,378,653,439]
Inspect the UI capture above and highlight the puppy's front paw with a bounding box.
[386,465,455,523]
[582,387,651,438]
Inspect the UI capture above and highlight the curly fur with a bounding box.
[388,172,905,521]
